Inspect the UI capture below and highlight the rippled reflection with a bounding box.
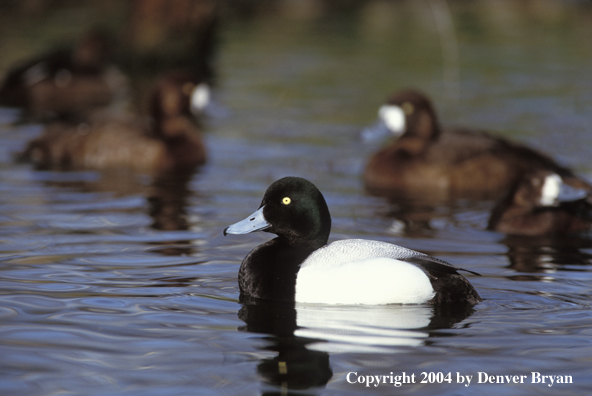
[2,1,592,394]
[239,296,476,394]
[500,234,592,273]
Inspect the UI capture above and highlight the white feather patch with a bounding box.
[295,240,435,305]
[190,83,210,114]
[379,105,406,136]
[540,174,561,206]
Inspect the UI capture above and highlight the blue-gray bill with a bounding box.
[223,206,270,235]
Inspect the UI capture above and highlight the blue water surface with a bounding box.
[1,2,592,395]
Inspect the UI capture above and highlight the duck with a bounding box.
[224,177,482,305]
[19,70,207,173]
[0,30,129,122]
[362,89,591,200]
[487,170,592,236]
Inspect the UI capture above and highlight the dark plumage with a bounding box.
[488,170,592,236]
[0,30,129,122]
[19,71,206,173]
[225,177,481,305]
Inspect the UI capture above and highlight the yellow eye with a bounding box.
[282,197,291,205]
[401,101,414,115]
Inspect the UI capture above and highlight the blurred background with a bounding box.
[1,1,592,395]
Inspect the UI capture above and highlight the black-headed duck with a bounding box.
[224,177,482,305]
[0,30,129,122]
[19,70,207,173]
[488,170,592,236]
[363,89,590,200]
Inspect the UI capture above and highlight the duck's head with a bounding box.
[224,177,332,248]
[512,171,589,209]
[150,70,211,123]
[72,30,112,70]
[362,89,440,143]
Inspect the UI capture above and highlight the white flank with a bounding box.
[295,240,435,305]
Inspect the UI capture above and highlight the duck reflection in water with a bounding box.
[146,169,202,256]
[238,296,477,395]
[239,297,331,395]
[23,166,202,257]
[496,233,592,277]
[16,70,210,256]
[148,169,197,231]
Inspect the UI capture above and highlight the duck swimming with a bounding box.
[0,30,129,122]
[363,89,591,200]
[19,70,208,173]
[488,170,592,236]
[224,177,482,305]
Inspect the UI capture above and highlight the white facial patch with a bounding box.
[378,105,406,136]
[190,83,210,114]
[539,174,561,206]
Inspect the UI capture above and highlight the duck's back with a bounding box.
[440,128,582,194]
[23,120,166,172]
[300,239,428,268]
[296,239,479,305]
[26,72,119,120]
[76,123,166,171]
[365,127,582,199]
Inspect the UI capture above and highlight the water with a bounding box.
[2,1,592,395]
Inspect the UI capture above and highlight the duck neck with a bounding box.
[408,109,441,141]
[239,236,318,302]
[281,211,331,251]
[281,232,328,251]
[154,116,204,169]
[154,115,192,136]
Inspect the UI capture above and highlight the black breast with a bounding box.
[238,237,315,302]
